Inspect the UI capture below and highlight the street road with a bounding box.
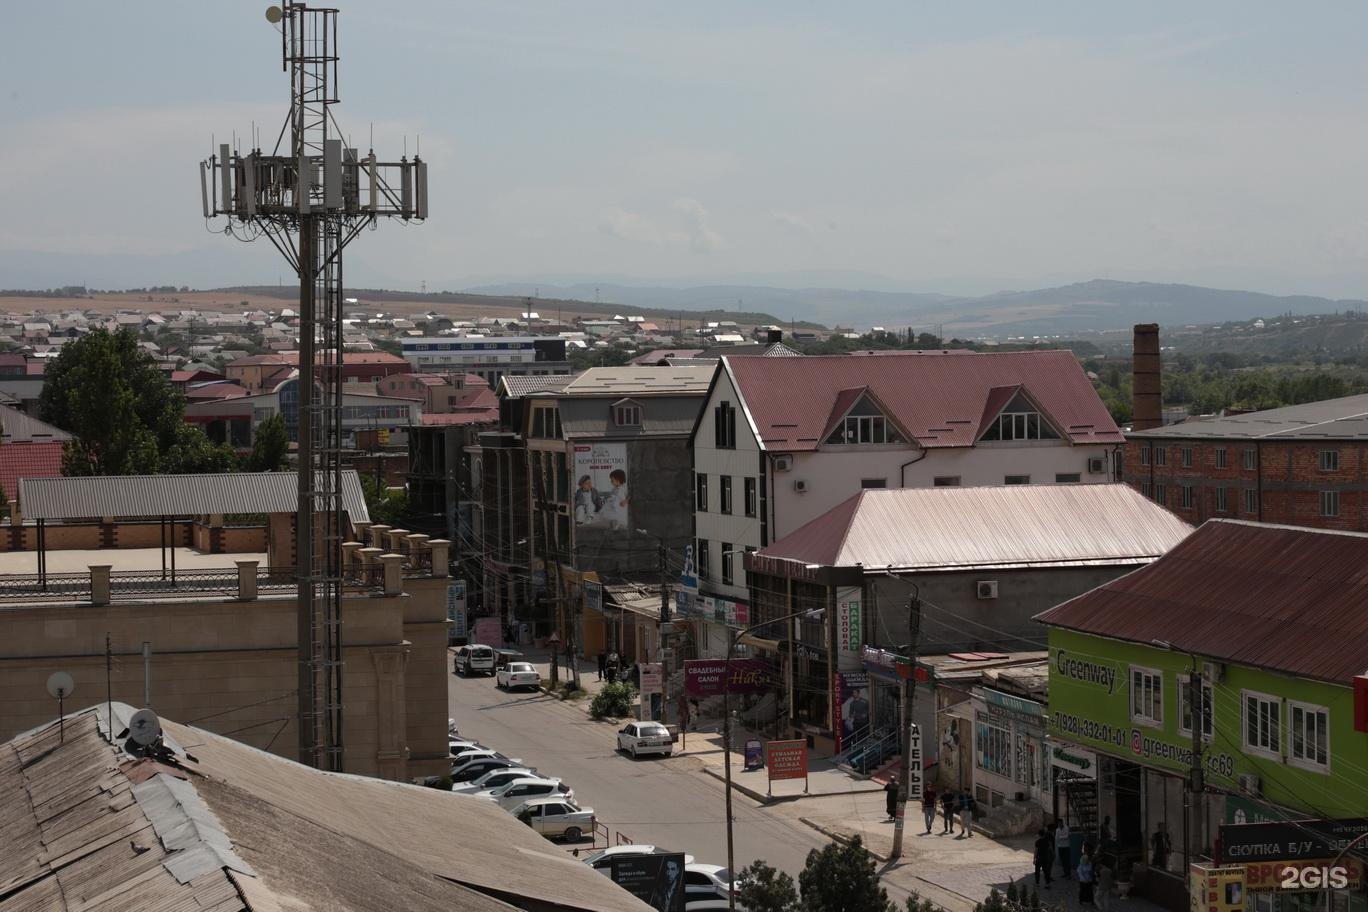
[446,666,831,879]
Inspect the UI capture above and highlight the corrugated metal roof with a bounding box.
[1036,519,1368,684]
[558,396,703,439]
[1127,393,1368,440]
[0,404,71,443]
[19,471,370,524]
[726,350,1123,451]
[496,374,574,400]
[559,366,713,396]
[757,484,1192,571]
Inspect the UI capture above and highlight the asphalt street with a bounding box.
[446,665,832,880]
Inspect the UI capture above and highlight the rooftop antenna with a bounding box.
[200,2,430,772]
[46,671,75,743]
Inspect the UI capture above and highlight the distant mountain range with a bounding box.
[467,279,1368,336]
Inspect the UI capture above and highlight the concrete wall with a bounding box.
[693,368,764,604]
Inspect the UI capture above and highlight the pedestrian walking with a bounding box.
[1077,851,1096,907]
[1095,858,1114,912]
[596,650,606,681]
[922,785,938,834]
[1033,828,1054,887]
[884,779,899,821]
[940,788,956,834]
[957,789,973,838]
[1056,820,1073,879]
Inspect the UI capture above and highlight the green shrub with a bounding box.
[589,681,636,718]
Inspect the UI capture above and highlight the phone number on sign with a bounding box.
[1050,712,1127,748]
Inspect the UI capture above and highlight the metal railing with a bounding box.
[343,562,385,591]
[0,567,297,602]
[0,573,90,602]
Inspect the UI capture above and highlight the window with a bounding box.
[825,415,904,445]
[1320,450,1340,472]
[721,542,734,586]
[1289,702,1329,770]
[861,478,887,489]
[1178,676,1213,740]
[744,478,757,517]
[1215,448,1227,469]
[1055,473,1082,483]
[934,476,961,487]
[1154,447,1167,467]
[1130,667,1163,726]
[696,539,710,580]
[1141,481,1153,498]
[1321,491,1340,517]
[975,712,1012,777]
[1243,692,1281,757]
[695,473,708,512]
[1140,446,1151,466]
[1215,487,1228,513]
[1245,489,1258,514]
[1243,447,1256,470]
[714,401,737,449]
[1155,483,1167,504]
[1181,485,1194,509]
[720,476,733,514]
[614,403,641,427]
[1182,447,1193,468]
[1004,475,1031,485]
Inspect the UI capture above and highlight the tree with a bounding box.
[244,414,289,471]
[798,836,895,912]
[40,328,234,475]
[737,860,799,912]
[360,473,408,524]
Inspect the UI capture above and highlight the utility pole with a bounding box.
[658,540,670,723]
[889,589,922,861]
[1188,658,1206,868]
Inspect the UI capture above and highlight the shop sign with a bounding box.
[1054,648,1119,694]
[1243,859,1360,892]
[833,670,870,752]
[1225,796,1289,827]
[1049,744,1096,777]
[638,663,663,695]
[861,645,929,683]
[683,658,776,697]
[446,580,467,639]
[835,586,863,671]
[766,740,808,781]
[585,580,604,613]
[984,688,1043,721]
[719,598,750,627]
[1188,863,1246,912]
[906,723,924,797]
[679,543,698,591]
[1220,818,1368,864]
[795,644,823,661]
[1048,708,1237,780]
[474,616,501,647]
[675,589,695,615]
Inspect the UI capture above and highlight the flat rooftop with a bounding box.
[0,547,269,575]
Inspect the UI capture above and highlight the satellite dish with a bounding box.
[46,671,74,700]
[265,6,283,23]
[128,709,163,747]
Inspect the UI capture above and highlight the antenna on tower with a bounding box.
[199,1,432,773]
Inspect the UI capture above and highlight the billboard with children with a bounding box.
[573,443,630,531]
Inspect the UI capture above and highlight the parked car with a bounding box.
[686,900,750,912]
[616,721,674,759]
[512,797,595,841]
[452,767,540,794]
[684,864,735,902]
[448,737,482,756]
[497,661,541,691]
[450,755,522,783]
[584,846,696,874]
[454,644,496,676]
[478,777,572,810]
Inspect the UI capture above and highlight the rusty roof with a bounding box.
[756,484,1192,572]
[1036,519,1368,684]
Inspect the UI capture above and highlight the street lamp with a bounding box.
[722,604,824,911]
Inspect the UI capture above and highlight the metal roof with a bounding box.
[1037,518,1368,684]
[496,373,574,400]
[19,471,370,523]
[1127,393,1368,440]
[559,366,714,396]
[756,484,1192,572]
[558,396,703,439]
[0,404,71,443]
[724,350,1123,451]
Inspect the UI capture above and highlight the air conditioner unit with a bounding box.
[977,580,999,600]
[773,454,793,472]
[1088,457,1106,474]
[1238,773,1261,796]
[792,479,808,493]
[1203,661,1225,684]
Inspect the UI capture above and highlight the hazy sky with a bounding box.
[5,2,1368,296]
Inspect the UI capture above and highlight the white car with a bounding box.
[617,721,673,758]
[454,644,496,676]
[448,737,482,756]
[451,767,540,795]
[497,661,541,691]
[512,797,595,841]
[479,777,573,810]
[685,864,736,902]
[584,846,696,874]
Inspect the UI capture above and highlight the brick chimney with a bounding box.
[1131,323,1162,431]
[767,329,783,344]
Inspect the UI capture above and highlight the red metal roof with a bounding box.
[0,441,63,496]
[420,411,498,426]
[725,350,1122,450]
[1037,519,1368,684]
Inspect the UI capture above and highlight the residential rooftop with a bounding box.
[1126,393,1368,440]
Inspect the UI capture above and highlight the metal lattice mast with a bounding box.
[200,2,429,771]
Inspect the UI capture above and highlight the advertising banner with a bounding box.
[609,854,687,912]
[1189,863,1247,912]
[833,670,871,752]
[447,580,467,640]
[573,442,630,531]
[585,580,604,613]
[1242,858,1360,891]
[473,616,501,647]
[906,723,924,797]
[835,586,863,671]
[766,740,808,781]
[679,544,697,591]
[1220,818,1368,863]
[683,658,776,697]
[638,663,663,695]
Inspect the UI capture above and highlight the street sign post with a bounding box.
[765,739,809,795]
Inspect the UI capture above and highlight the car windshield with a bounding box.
[509,663,534,673]
[640,725,668,737]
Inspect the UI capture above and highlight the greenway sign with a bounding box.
[1055,649,1118,694]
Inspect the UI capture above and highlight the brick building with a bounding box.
[1123,393,1368,529]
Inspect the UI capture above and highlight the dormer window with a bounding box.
[823,393,904,445]
[979,392,1060,442]
[613,399,642,427]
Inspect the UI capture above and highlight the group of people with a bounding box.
[1032,817,1118,910]
[882,783,979,838]
[595,650,623,683]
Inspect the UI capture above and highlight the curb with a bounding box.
[798,816,890,862]
[699,764,885,804]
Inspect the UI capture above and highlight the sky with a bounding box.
[5,2,1368,297]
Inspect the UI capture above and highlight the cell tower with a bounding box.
[199,2,428,771]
